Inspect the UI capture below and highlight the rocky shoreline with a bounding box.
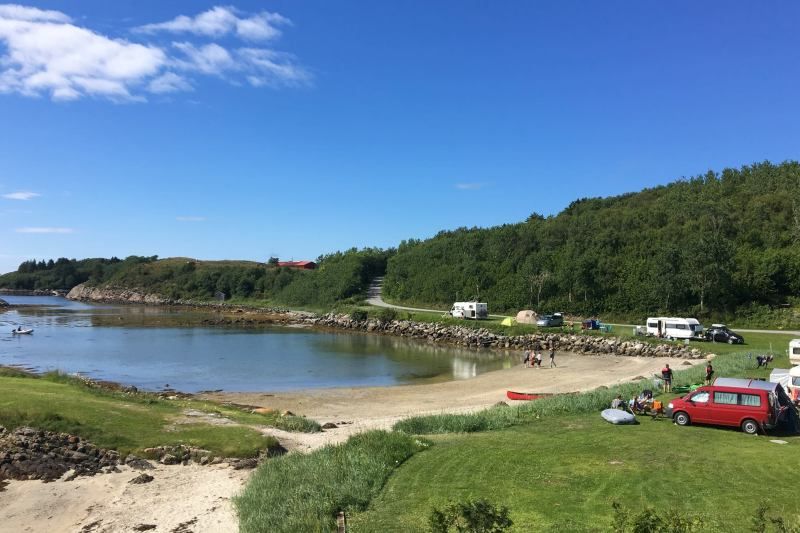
[0,288,67,297]
[0,426,122,482]
[66,283,706,360]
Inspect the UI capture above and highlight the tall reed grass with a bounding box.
[235,430,429,533]
[394,351,758,435]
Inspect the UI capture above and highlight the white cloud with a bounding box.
[135,6,289,41]
[176,216,206,222]
[173,42,235,75]
[455,183,486,190]
[2,191,40,200]
[15,227,74,233]
[148,71,192,94]
[0,4,309,101]
[0,7,165,101]
[238,48,310,86]
[0,4,70,23]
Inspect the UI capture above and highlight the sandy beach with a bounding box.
[0,353,695,532]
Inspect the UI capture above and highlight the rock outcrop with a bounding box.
[67,283,169,305]
[0,426,120,481]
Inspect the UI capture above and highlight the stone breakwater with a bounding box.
[66,284,704,359]
[304,314,706,359]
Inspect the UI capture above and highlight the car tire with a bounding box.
[674,412,690,426]
[741,419,759,435]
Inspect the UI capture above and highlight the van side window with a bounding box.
[690,391,710,403]
[647,322,657,328]
[713,392,738,405]
[739,394,761,407]
[793,348,800,355]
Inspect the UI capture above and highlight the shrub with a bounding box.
[350,309,368,322]
[611,502,707,533]
[376,307,398,322]
[429,498,513,533]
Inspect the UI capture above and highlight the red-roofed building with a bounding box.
[277,260,317,270]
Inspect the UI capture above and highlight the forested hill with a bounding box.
[2,161,799,321]
[0,250,389,308]
[383,161,800,319]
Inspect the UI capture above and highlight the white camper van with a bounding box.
[790,339,800,366]
[450,302,488,320]
[645,317,704,340]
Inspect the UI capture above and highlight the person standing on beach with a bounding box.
[549,341,556,368]
[661,364,673,392]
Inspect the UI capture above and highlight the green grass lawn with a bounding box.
[0,371,313,457]
[351,415,800,532]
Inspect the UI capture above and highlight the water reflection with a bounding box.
[0,296,513,392]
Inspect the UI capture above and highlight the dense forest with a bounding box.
[2,162,799,321]
[383,161,800,320]
[0,249,389,307]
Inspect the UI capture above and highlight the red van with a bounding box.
[666,381,778,435]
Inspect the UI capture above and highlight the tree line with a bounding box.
[0,250,389,308]
[382,161,800,320]
[3,161,798,321]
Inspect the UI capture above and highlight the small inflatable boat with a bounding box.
[11,328,33,335]
[601,408,637,425]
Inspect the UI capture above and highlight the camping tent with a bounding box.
[515,310,537,325]
[500,317,515,327]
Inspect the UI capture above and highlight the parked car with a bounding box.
[536,313,564,327]
[705,324,744,344]
[666,381,779,434]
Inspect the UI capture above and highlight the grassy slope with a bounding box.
[0,372,320,457]
[351,332,797,530]
[352,416,798,532]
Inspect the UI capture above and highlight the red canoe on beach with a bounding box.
[506,391,551,401]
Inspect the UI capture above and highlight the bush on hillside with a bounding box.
[429,499,513,533]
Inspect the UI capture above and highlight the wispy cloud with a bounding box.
[2,191,40,200]
[455,183,486,190]
[176,216,206,222]
[0,4,309,102]
[134,6,290,41]
[15,227,74,234]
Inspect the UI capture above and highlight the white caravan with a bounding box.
[645,317,704,340]
[770,366,800,403]
[449,302,488,320]
[790,339,800,366]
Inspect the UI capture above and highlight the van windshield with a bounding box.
[690,391,710,403]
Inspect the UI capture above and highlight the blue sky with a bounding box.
[1,1,799,274]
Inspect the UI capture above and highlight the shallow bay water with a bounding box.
[0,296,513,392]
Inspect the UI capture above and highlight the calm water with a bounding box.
[0,296,513,392]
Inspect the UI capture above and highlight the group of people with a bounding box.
[611,390,662,417]
[522,341,557,368]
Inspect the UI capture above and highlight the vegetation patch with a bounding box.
[0,372,291,457]
[235,430,429,533]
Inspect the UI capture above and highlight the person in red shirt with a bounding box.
[705,363,714,385]
[661,364,673,392]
